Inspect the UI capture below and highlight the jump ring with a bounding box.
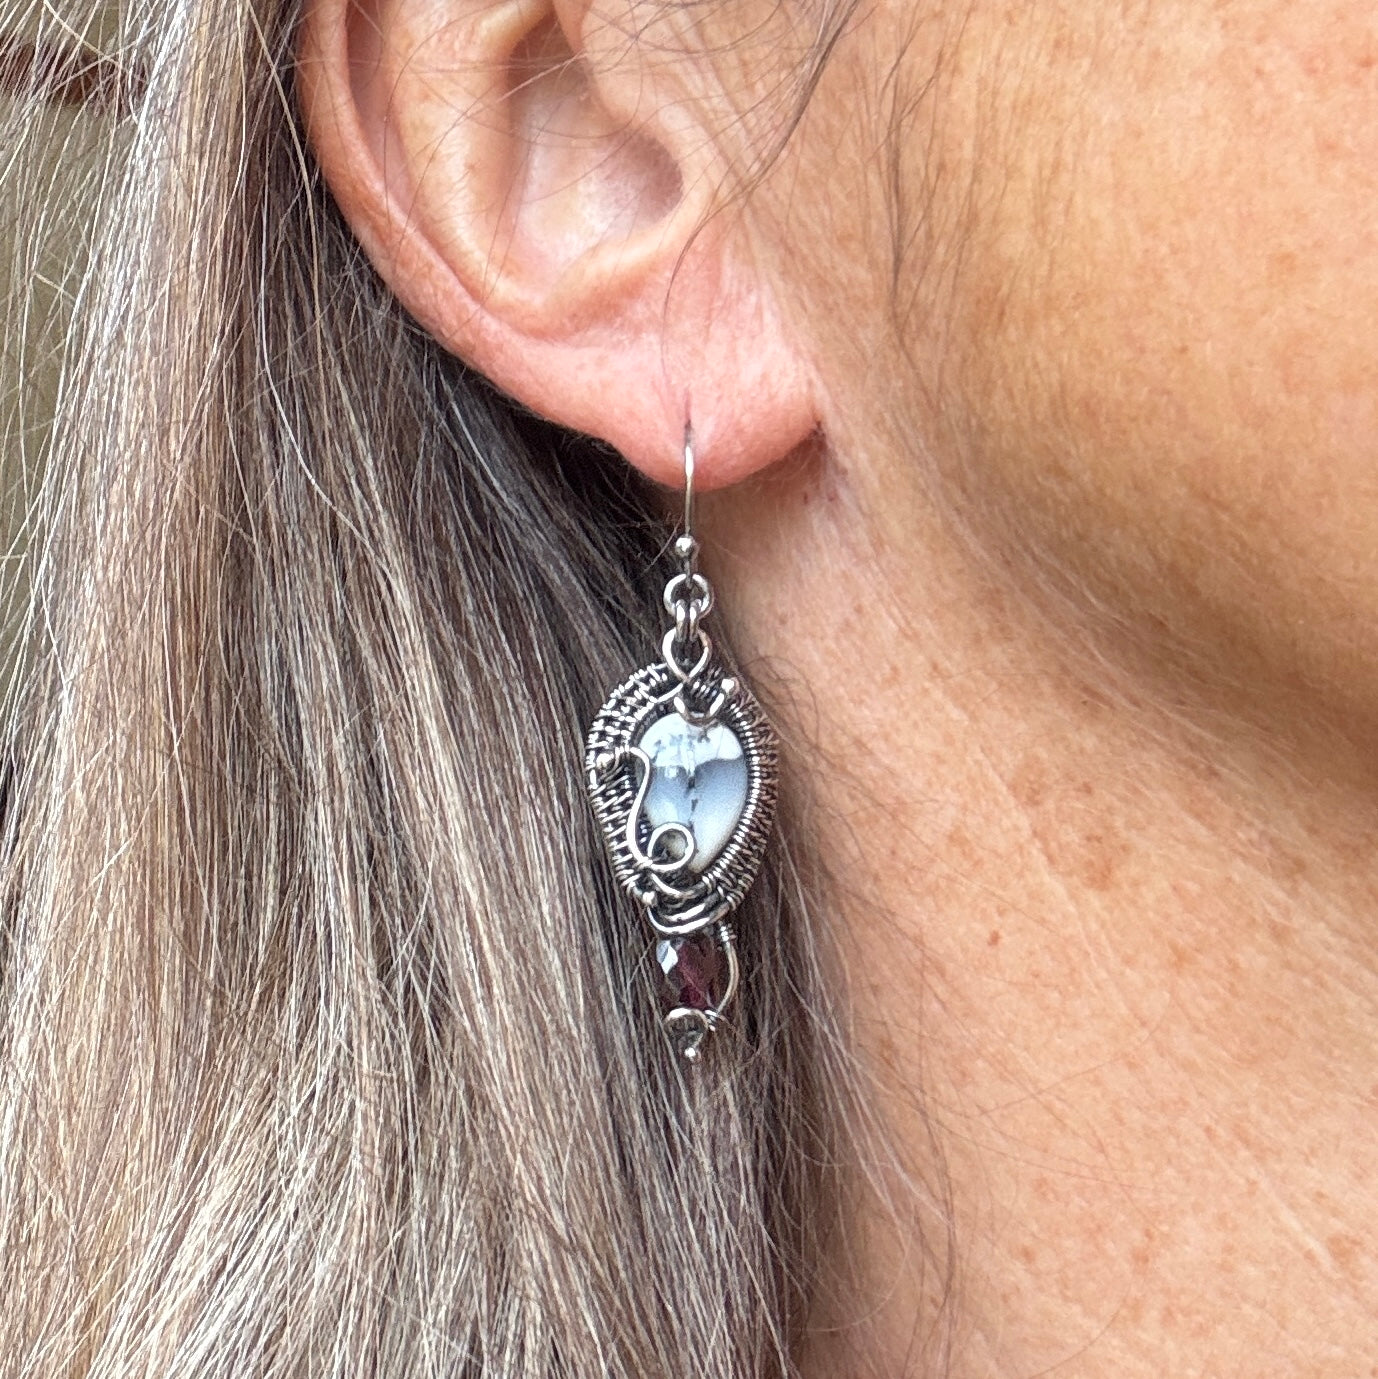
[663,572,714,619]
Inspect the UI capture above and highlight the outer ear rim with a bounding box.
[296,0,495,354]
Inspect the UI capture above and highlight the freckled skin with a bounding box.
[690,2,1378,1375]
[754,0,1378,749]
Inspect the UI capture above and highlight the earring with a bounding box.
[585,427,779,1061]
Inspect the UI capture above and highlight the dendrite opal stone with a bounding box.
[637,713,749,872]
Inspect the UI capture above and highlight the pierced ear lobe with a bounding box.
[296,0,818,487]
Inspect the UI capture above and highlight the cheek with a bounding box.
[925,0,1378,718]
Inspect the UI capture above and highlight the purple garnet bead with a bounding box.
[655,936,724,1011]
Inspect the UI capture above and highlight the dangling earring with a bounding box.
[585,427,779,1061]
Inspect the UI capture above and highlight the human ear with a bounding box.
[295,0,818,488]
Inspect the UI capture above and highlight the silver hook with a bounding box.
[675,423,699,573]
[682,423,696,545]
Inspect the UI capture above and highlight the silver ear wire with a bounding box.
[583,420,779,1062]
[673,423,699,573]
[682,424,694,539]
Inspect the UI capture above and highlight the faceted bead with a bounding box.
[655,936,724,1011]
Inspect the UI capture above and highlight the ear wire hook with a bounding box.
[682,423,695,544]
[676,423,699,577]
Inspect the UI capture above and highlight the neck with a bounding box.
[706,439,1378,1378]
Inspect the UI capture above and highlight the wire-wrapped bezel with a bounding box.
[584,661,777,938]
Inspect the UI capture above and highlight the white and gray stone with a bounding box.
[637,713,749,872]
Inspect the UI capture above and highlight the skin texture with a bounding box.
[298,0,1378,1372]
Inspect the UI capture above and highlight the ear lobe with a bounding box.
[296,0,818,487]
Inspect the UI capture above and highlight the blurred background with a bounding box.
[1,0,127,674]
